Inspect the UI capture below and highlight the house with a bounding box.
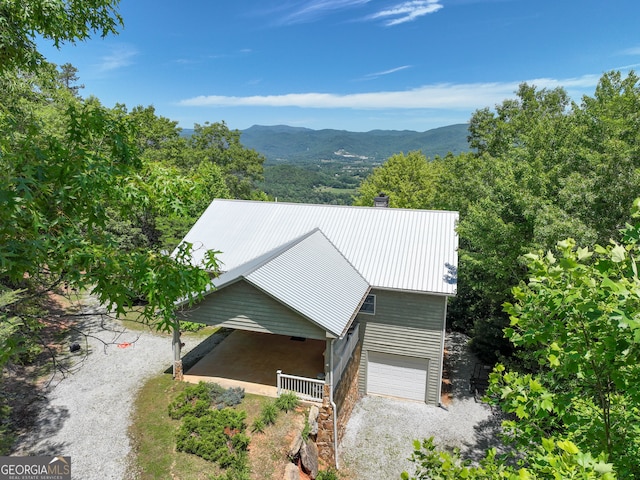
[175,198,458,464]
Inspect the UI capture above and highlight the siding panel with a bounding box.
[357,289,446,405]
[178,281,326,340]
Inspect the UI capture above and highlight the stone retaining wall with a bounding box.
[316,342,362,467]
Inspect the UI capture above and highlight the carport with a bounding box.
[183,329,326,397]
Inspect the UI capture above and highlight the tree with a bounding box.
[494,209,640,478]
[354,151,441,208]
[56,62,84,96]
[0,0,123,73]
[404,202,640,480]
[0,0,219,373]
[185,121,265,199]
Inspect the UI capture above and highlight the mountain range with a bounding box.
[238,124,471,164]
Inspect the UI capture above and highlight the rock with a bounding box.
[308,405,319,423]
[283,462,299,480]
[288,430,303,459]
[310,419,318,436]
[300,440,319,479]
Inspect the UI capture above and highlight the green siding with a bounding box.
[357,289,447,405]
[177,280,327,340]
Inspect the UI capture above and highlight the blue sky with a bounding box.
[38,0,640,132]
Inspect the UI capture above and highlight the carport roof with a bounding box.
[211,229,370,338]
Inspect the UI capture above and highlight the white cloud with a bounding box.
[619,46,640,56]
[278,0,371,25]
[96,45,137,72]
[364,65,412,78]
[177,74,601,110]
[369,0,443,26]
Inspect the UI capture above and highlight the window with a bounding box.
[359,294,376,315]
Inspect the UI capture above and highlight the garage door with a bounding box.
[366,351,428,402]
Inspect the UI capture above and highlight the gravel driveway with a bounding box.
[12,311,209,480]
[339,332,503,480]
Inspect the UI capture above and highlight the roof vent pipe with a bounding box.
[373,192,389,208]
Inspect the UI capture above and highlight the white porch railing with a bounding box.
[276,370,325,403]
[332,323,360,386]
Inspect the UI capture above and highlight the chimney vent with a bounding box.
[374,192,389,208]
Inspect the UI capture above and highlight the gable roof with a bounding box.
[212,229,370,337]
[181,199,458,295]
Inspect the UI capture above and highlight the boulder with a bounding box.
[300,439,319,479]
[283,462,299,480]
[288,430,303,459]
[308,404,319,423]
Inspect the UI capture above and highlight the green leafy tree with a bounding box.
[185,121,265,199]
[0,0,123,72]
[354,151,441,208]
[403,437,615,479]
[0,0,219,372]
[494,206,640,478]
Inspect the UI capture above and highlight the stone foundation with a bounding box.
[316,343,362,467]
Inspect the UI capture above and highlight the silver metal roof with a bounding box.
[181,199,458,295]
[212,229,369,337]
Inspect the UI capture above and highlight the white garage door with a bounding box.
[367,351,428,402]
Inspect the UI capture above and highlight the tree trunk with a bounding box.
[172,324,183,381]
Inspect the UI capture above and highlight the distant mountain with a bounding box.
[239,124,471,164]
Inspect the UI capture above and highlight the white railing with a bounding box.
[332,323,360,386]
[276,370,325,403]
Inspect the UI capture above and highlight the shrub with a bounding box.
[217,387,245,409]
[181,321,205,332]
[176,409,248,467]
[275,392,299,412]
[301,418,311,441]
[316,469,340,480]
[260,401,279,426]
[251,418,265,434]
[168,382,211,419]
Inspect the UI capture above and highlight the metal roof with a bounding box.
[181,199,458,295]
[213,229,370,337]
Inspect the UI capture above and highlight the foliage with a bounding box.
[259,401,279,426]
[250,418,265,434]
[275,392,299,412]
[180,321,205,333]
[168,382,211,420]
[491,207,640,478]
[0,0,123,73]
[402,437,615,479]
[0,0,224,373]
[354,151,441,208]
[168,382,245,419]
[353,72,640,365]
[175,408,249,468]
[316,468,340,480]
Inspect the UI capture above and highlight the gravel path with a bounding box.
[12,311,209,480]
[339,332,503,480]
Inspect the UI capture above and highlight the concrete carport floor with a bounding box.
[184,329,326,397]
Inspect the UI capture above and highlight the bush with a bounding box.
[275,392,299,412]
[251,418,265,434]
[168,382,245,419]
[181,321,204,332]
[168,382,211,419]
[260,401,279,426]
[316,469,340,480]
[217,387,245,409]
[176,409,248,467]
